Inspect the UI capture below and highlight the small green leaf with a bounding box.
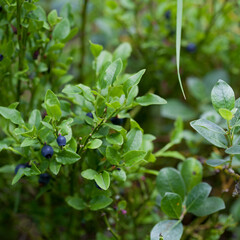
[156,168,186,200]
[150,220,183,240]
[12,168,25,185]
[186,182,212,212]
[45,90,62,120]
[113,42,132,61]
[0,106,24,125]
[81,169,98,180]
[136,93,167,106]
[89,40,103,57]
[52,18,70,40]
[161,193,182,219]
[88,139,102,149]
[49,161,61,175]
[106,146,121,165]
[191,197,225,217]
[211,79,235,112]
[112,169,127,182]
[106,133,123,145]
[48,9,58,26]
[94,171,110,190]
[90,196,113,210]
[123,128,143,152]
[124,69,145,94]
[56,150,80,165]
[219,108,233,120]
[123,150,146,166]
[66,196,86,210]
[20,138,39,147]
[225,145,240,155]
[29,110,42,129]
[206,159,229,167]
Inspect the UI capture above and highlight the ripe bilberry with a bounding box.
[39,173,51,185]
[57,134,66,147]
[41,145,54,159]
[0,54,3,62]
[86,112,93,118]
[111,116,124,125]
[165,10,171,20]
[15,163,30,174]
[186,43,196,53]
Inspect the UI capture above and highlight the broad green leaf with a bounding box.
[106,146,121,165]
[88,139,102,149]
[191,197,225,217]
[190,119,228,148]
[94,171,110,190]
[45,90,62,120]
[81,169,98,180]
[106,133,123,145]
[156,168,186,200]
[225,145,240,155]
[112,169,127,182]
[219,108,233,121]
[176,0,186,99]
[29,110,42,129]
[206,159,230,167]
[113,42,132,61]
[90,196,113,210]
[89,40,103,57]
[161,193,182,219]
[48,9,58,26]
[136,93,167,106]
[180,158,203,192]
[123,128,143,152]
[66,196,86,210]
[186,182,211,212]
[20,138,39,147]
[49,161,61,175]
[52,18,70,40]
[211,79,235,112]
[0,107,24,125]
[123,150,146,166]
[56,150,80,165]
[150,220,183,240]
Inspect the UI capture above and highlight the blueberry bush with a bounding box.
[0,0,240,239]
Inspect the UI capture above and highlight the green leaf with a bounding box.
[161,193,182,219]
[49,161,61,175]
[186,182,212,212]
[180,158,203,192]
[56,150,80,165]
[29,110,42,129]
[48,9,58,26]
[190,119,228,148]
[106,133,123,145]
[0,106,24,125]
[123,150,146,166]
[187,77,208,101]
[94,171,110,190]
[90,196,113,211]
[45,90,62,120]
[89,40,103,57]
[206,159,229,167]
[176,0,186,99]
[112,169,127,182]
[156,168,186,200]
[225,145,240,155]
[81,169,98,180]
[113,42,132,61]
[52,18,70,40]
[88,139,102,149]
[106,146,121,165]
[100,58,123,88]
[150,220,183,240]
[77,84,95,102]
[219,108,233,120]
[96,50,112,76]
[123,128,143,152]
[191,197,225,217]
[20,138,39,147]
[156,151,185,161]
[136,93,167,106]
[211,79,235,112]
[66,196,86,210]
[12,168,25,185]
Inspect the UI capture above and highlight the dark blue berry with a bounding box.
[0,54,3,62]
[41,145,54,159]
[57,134,66,146]
[86,112,93,118]
[165,10,171,20]
[95,183,103,190]
[186,43,196,53]
[39,173,51,185]
[15,163,30,174]
[0,6,2,12]
[111,117,124,125]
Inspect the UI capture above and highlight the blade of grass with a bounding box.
[176,0,186,99]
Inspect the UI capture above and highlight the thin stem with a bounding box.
[79,0,89,82]
[103,213,120,240]
[227,120,234,168]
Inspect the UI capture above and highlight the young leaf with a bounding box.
[90,196,113,210]
[150,220,183,240]
[161,193,182,219]
[123,128,143,152]
[49,161,61,175]
[28,110,42,129]
[45,90,62,120]
[20,138,39,147]
[112,169,127,182]
[219,108,233,121]
[186,182,211,212]
[89,40,103,57]
[113,42,132,61]
[225,145,240,155]
[0,107,24,125]
[180,158,203,192]
[48,9,58,26]
[88,139,102,149]
[190,197,225,217]
[56,150,80,165]
[136,93,167,106]
[211,79,235,112]
[156,168,186,200]
[52,18,70,40]
[81,169,98,180]
[190,119,228,148]
[94,171,110,190]
[66,196,86,210]
[206,159,229,167]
